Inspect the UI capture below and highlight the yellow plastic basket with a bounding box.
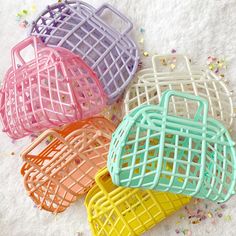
[85,168,191,236]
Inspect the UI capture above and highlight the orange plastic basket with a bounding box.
[85,168,191,236]
[21,117,115,213]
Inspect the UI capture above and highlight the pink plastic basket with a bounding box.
[0,36,107,139]
[30,1,139,103]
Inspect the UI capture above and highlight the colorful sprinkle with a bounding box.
[140,28,145,33]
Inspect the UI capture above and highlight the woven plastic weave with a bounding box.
[85,168,190,236]
[123,54,234,129]
[21,117,115,213]
[30,1,139,103]
[0,36,106,139]
[108,90,236,203]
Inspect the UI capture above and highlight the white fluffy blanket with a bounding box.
[0,0,236,235]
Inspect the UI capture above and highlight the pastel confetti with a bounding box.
[140,28,145,33]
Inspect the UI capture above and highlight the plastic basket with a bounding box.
[0,36,106,139]
[85,168,190,236]
[21,117,115,213]
[108,90,236,203]
[30,1,139,103]
[123,54,234,129]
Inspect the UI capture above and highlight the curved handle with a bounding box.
[95,3,133,35]
[152,54,192,74]
[21,129,65,161]
[159,90,208,124]
[94,167,111,193]
[65,0,96,15]
[11,36,44,70]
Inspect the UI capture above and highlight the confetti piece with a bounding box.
[170,63,176,70]
[175,229,180,234]
[171,49,177,53]
[140,28,145,33]
[139,38,144,44]
[160,58,167,66]
[143,51,149,57]
[224,215,232,221]
[19,20,29,29]
[11,152,15,156]
[220,204,226,209]
[207,212,213,218]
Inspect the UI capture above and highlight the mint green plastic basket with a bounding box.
[108,90,236,202]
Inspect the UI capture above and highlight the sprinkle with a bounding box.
[221,204,227,209]
[207,212,213,218]
[11,152,15,156]
[218,213,223,218]
[143,51,149,57]
[140,28,145,33]
[224,215,232,221]
[192,220,200,224]
[175,221,180,225]
[171,49,177,53]
[209,64,215,70]
[139,38,144,44]
[170,63,176,70]
[160,58,167,66]
[183,229,192,236]
[19,20,29,28]
[138,61,143,70]
[175,229,180,234]
[31,4,36,12]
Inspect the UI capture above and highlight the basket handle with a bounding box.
[11,36,44,71]
[159,90,208,124]
[21,129,65,160]
[94,167,111,192]
[95,3,133,35]
[152,54,192,74]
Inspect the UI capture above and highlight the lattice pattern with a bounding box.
[21,117,115,213]
[123,54,234,129]
[0,36,106,139]
[85,168,190,236]
[30,1,139,103]
[109,90,236,203]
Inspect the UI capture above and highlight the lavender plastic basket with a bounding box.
[30,1,139,103]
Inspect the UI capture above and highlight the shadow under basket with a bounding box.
[123,54,234,129]
[0,36,106,139]
[85,168,190,236]
[21,117,115,213]
[109,90,236,203]
[30,1,139,103]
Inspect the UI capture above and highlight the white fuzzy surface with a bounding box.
[0,0,236,236]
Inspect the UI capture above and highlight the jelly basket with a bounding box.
[30,1,139,103]
[85,168,190,236]
[108,90,236,203]
[21,117,115,213]
[0,36,106,139]
[123,54,234,129]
